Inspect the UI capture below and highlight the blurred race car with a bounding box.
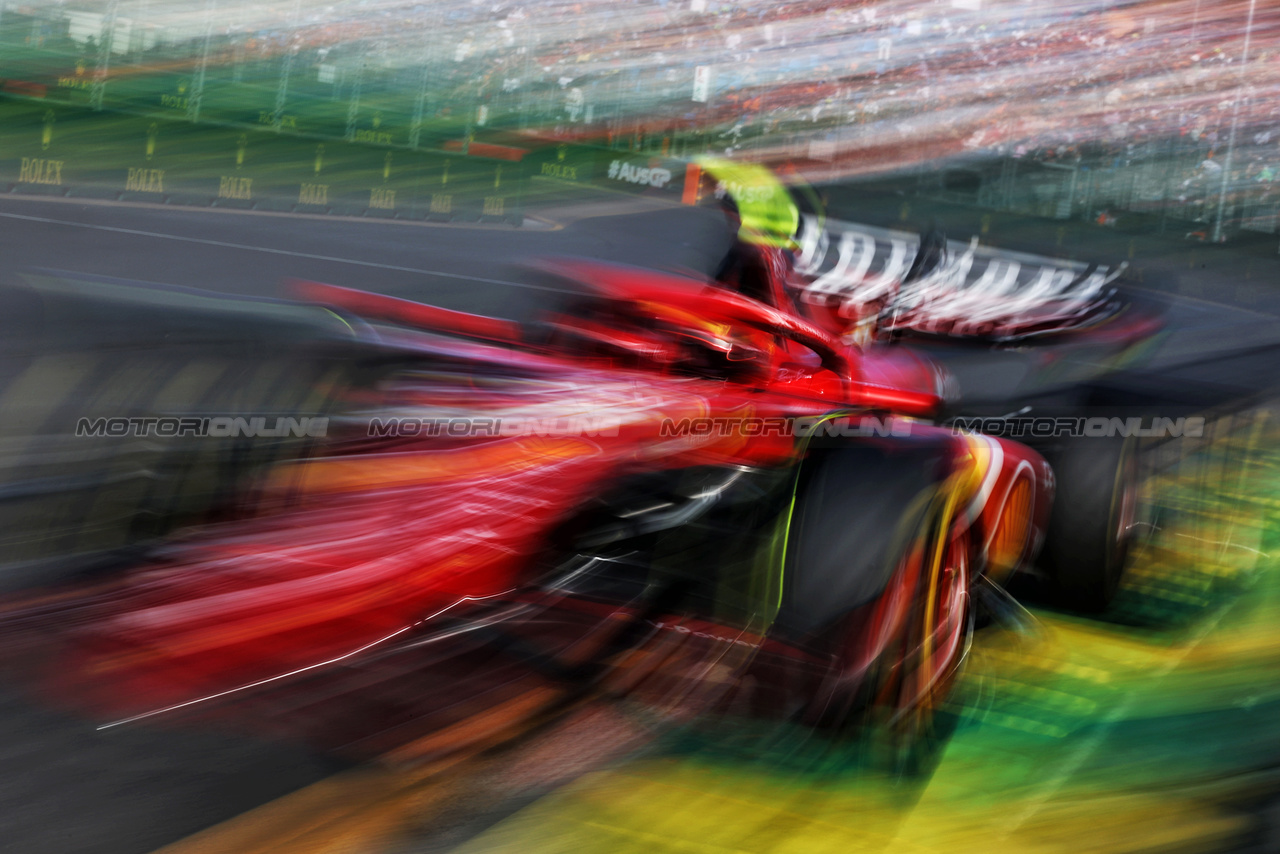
[0,256,1067,765]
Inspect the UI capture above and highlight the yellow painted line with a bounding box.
[1171,622,1280,665]
[1033,612,1259,673]
[451,763,917,854]
[975,647,1114,685]
[891,791,1245,854]
[578,820,757,854]
[466,727,1249,854]
[971,678,1099,717]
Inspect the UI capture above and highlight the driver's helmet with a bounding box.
[697,157,800,250]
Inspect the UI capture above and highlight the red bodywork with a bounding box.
[3,258,1054,732]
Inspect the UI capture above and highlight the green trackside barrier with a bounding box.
[0,95,526,224]
[527,143,597,187]
[0,26,482,150]
[430,150,526,223]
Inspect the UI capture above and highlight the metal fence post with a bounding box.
[90,0,119,110]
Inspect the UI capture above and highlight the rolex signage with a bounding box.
[536,144,591,183]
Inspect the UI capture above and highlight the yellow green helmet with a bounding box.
[697,156,800,249]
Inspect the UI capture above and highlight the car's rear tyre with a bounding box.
[1041,435,1139,612]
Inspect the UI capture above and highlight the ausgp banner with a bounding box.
[529,143,684,197]
[601,152,685,196]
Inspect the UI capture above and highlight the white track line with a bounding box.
[0,210,574,293]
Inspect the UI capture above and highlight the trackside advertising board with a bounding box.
[0,96,526,223]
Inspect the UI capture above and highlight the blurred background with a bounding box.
[2,2,1280,854]
[2,0,1279,235]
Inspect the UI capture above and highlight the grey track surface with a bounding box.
[0,193,730,324]
[0,684,342,854]
[0,190,1276,854]
[0,192,730,854]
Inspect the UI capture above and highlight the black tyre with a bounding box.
[777,441,971,773]
[1041,435,1139,612]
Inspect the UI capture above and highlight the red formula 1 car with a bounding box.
[2,259,1066,763]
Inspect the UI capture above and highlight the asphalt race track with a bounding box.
[0,191,731,322]
[2,191,1280,854]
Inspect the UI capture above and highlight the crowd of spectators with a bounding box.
[15,0,1280,197]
